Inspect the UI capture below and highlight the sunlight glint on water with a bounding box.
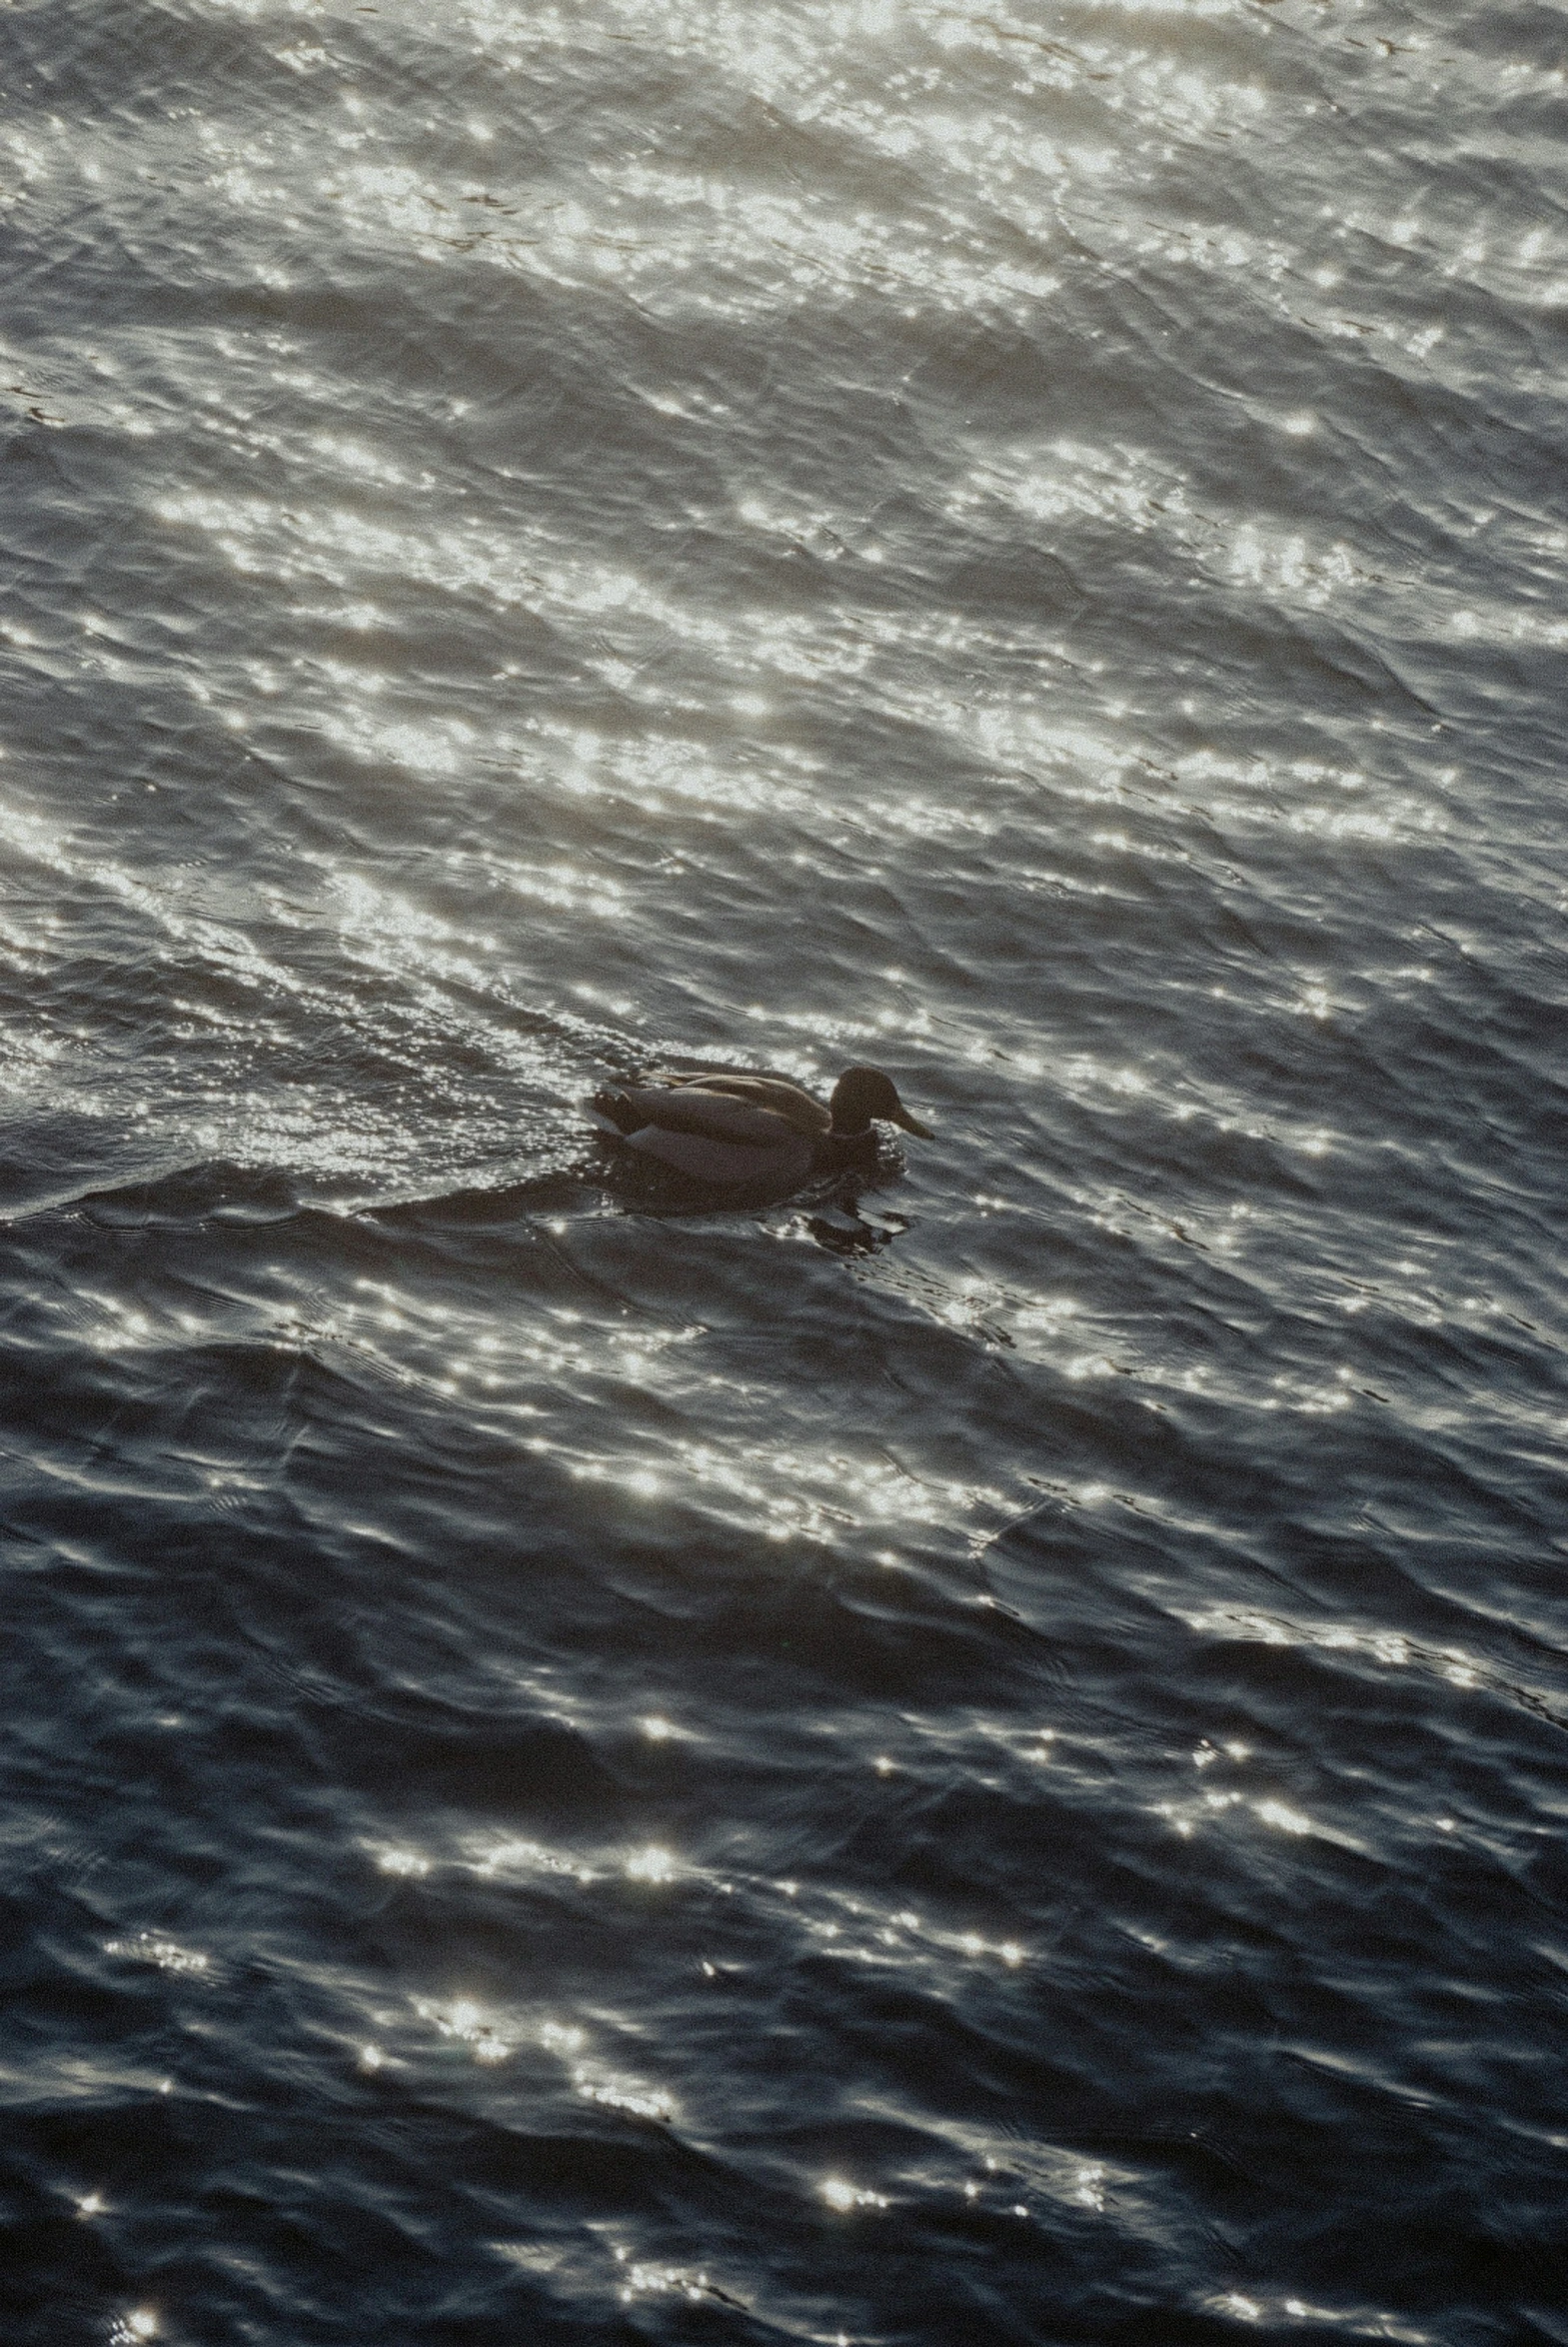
[0,0,1565,2341]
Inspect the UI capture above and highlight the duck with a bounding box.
[587,1065,932,1195]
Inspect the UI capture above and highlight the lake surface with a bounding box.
[3,2,1566,2341]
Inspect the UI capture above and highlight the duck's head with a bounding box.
[827,1067,933,1139]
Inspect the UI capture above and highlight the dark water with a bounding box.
[3,1,1567,2340]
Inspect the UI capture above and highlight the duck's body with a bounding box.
[588,1066,930,1196]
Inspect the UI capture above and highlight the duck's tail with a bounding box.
[587,1087,645,1138]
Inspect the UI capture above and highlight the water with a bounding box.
[3,0,1566,2339]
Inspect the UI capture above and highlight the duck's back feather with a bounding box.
[642,1072,831,1137]
[616,1085,802,1146]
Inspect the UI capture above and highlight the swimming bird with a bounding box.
[588,1065,932,1195]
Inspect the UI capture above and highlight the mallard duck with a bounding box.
[588,1065,932,1194]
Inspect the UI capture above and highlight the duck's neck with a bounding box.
[823,1128,877,1171]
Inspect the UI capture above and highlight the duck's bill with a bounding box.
[891,1109,933,1138]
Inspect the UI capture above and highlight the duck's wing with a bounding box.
[644,1073,830,1137]
[614,1084,802,1146]
[626,1125,816,1191]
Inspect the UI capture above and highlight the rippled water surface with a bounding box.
[3,1,1567,2340]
